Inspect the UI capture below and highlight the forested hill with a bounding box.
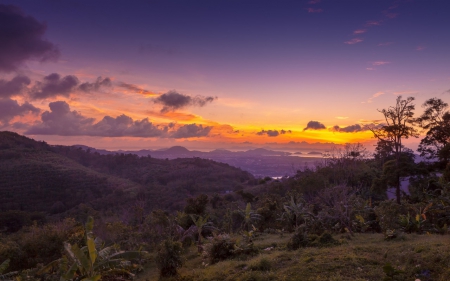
[0,131,254,217]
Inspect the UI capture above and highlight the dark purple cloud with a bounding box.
[92,115,164,137]
[170,123,212,138]
[0,5,59,72]
[331,123,385,133]
[29,73,79,100]
[331,124,362,133]
[26,101,209,138]
[0,98,40,124]
[0,75,31,98]
[154,90,216,113]
[26,101,94,135]
[78,77,112,93]
[303,121,326,131]
[256,129,291,137]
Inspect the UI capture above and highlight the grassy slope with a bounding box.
[139,233,450,281]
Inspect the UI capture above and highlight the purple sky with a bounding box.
[1,0,449,150]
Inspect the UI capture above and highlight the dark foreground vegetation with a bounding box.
[1,96,450,280]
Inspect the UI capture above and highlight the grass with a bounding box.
[137,233,450,281]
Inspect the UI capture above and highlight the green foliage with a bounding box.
[374,200,404,233]
[287,228,339,250]
[156,239,183,277]
[184,194,209,216]
[0,218,84,272]
[39,217,144,281]
[203,234,236,264]
[240,203,263,232]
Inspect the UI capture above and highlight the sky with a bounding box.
[0,0,449,151]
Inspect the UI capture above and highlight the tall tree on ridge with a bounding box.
[369,96,419,204]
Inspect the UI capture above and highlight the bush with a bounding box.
[156,239,183,277]
[287,229,309,250]
[203,234,236,264]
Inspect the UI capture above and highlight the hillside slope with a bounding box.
[0,131,255,216]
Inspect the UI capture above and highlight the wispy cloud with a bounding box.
[372,61,390,66]
[117,82,157,96]
[366,20,382,26]
[359,119,383,124]
[308,0,321,3]
[378,42,393,46]
[366,68,375,71]
[416,46,426,51]
[306,8,323,13]
[344,38,363,45]
[363,91,386,103]
[335,116,349,120]
[353,29,367,35]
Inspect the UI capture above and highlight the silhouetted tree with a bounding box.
[416,98,450,166]
[369,96,419,204]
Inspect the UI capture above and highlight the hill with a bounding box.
[0,131,255,218]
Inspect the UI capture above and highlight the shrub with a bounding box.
[156,239,183,277]
[286,229,309,250]
[203,234,235,264]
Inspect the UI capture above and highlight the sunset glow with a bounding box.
[1,0,449,151]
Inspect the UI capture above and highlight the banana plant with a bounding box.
[240,203,262,232]
[280,196,314,230]
[39,216,146,281]
[189,215,216,245]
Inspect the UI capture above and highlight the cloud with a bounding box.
[257,130,278,137]
[26,100,210,138]
[29,73,79,100]
[92,115,165,137]
[330,124,363,133]
[372,61,390,66]
[306,8,323,13]
[308,0,321,3]
[26,101,95,135]
[378,42,393,46]
[366,68,375,71]
[154,90,216,113]
[170,123,212,138]
[335,116,349,120]
[359,119,383,124]
[303,121,326,131]
[364,91,386,103]
[0,75,31,98]
[117,82,156,96]
[26,101,166,137]
[78,77,112,92]
[366,20,382,26]
[0,4,59,72]
[256,129,291,137]
[353,29,366,34]
[344,38,363,45]
[0,98,40,124]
